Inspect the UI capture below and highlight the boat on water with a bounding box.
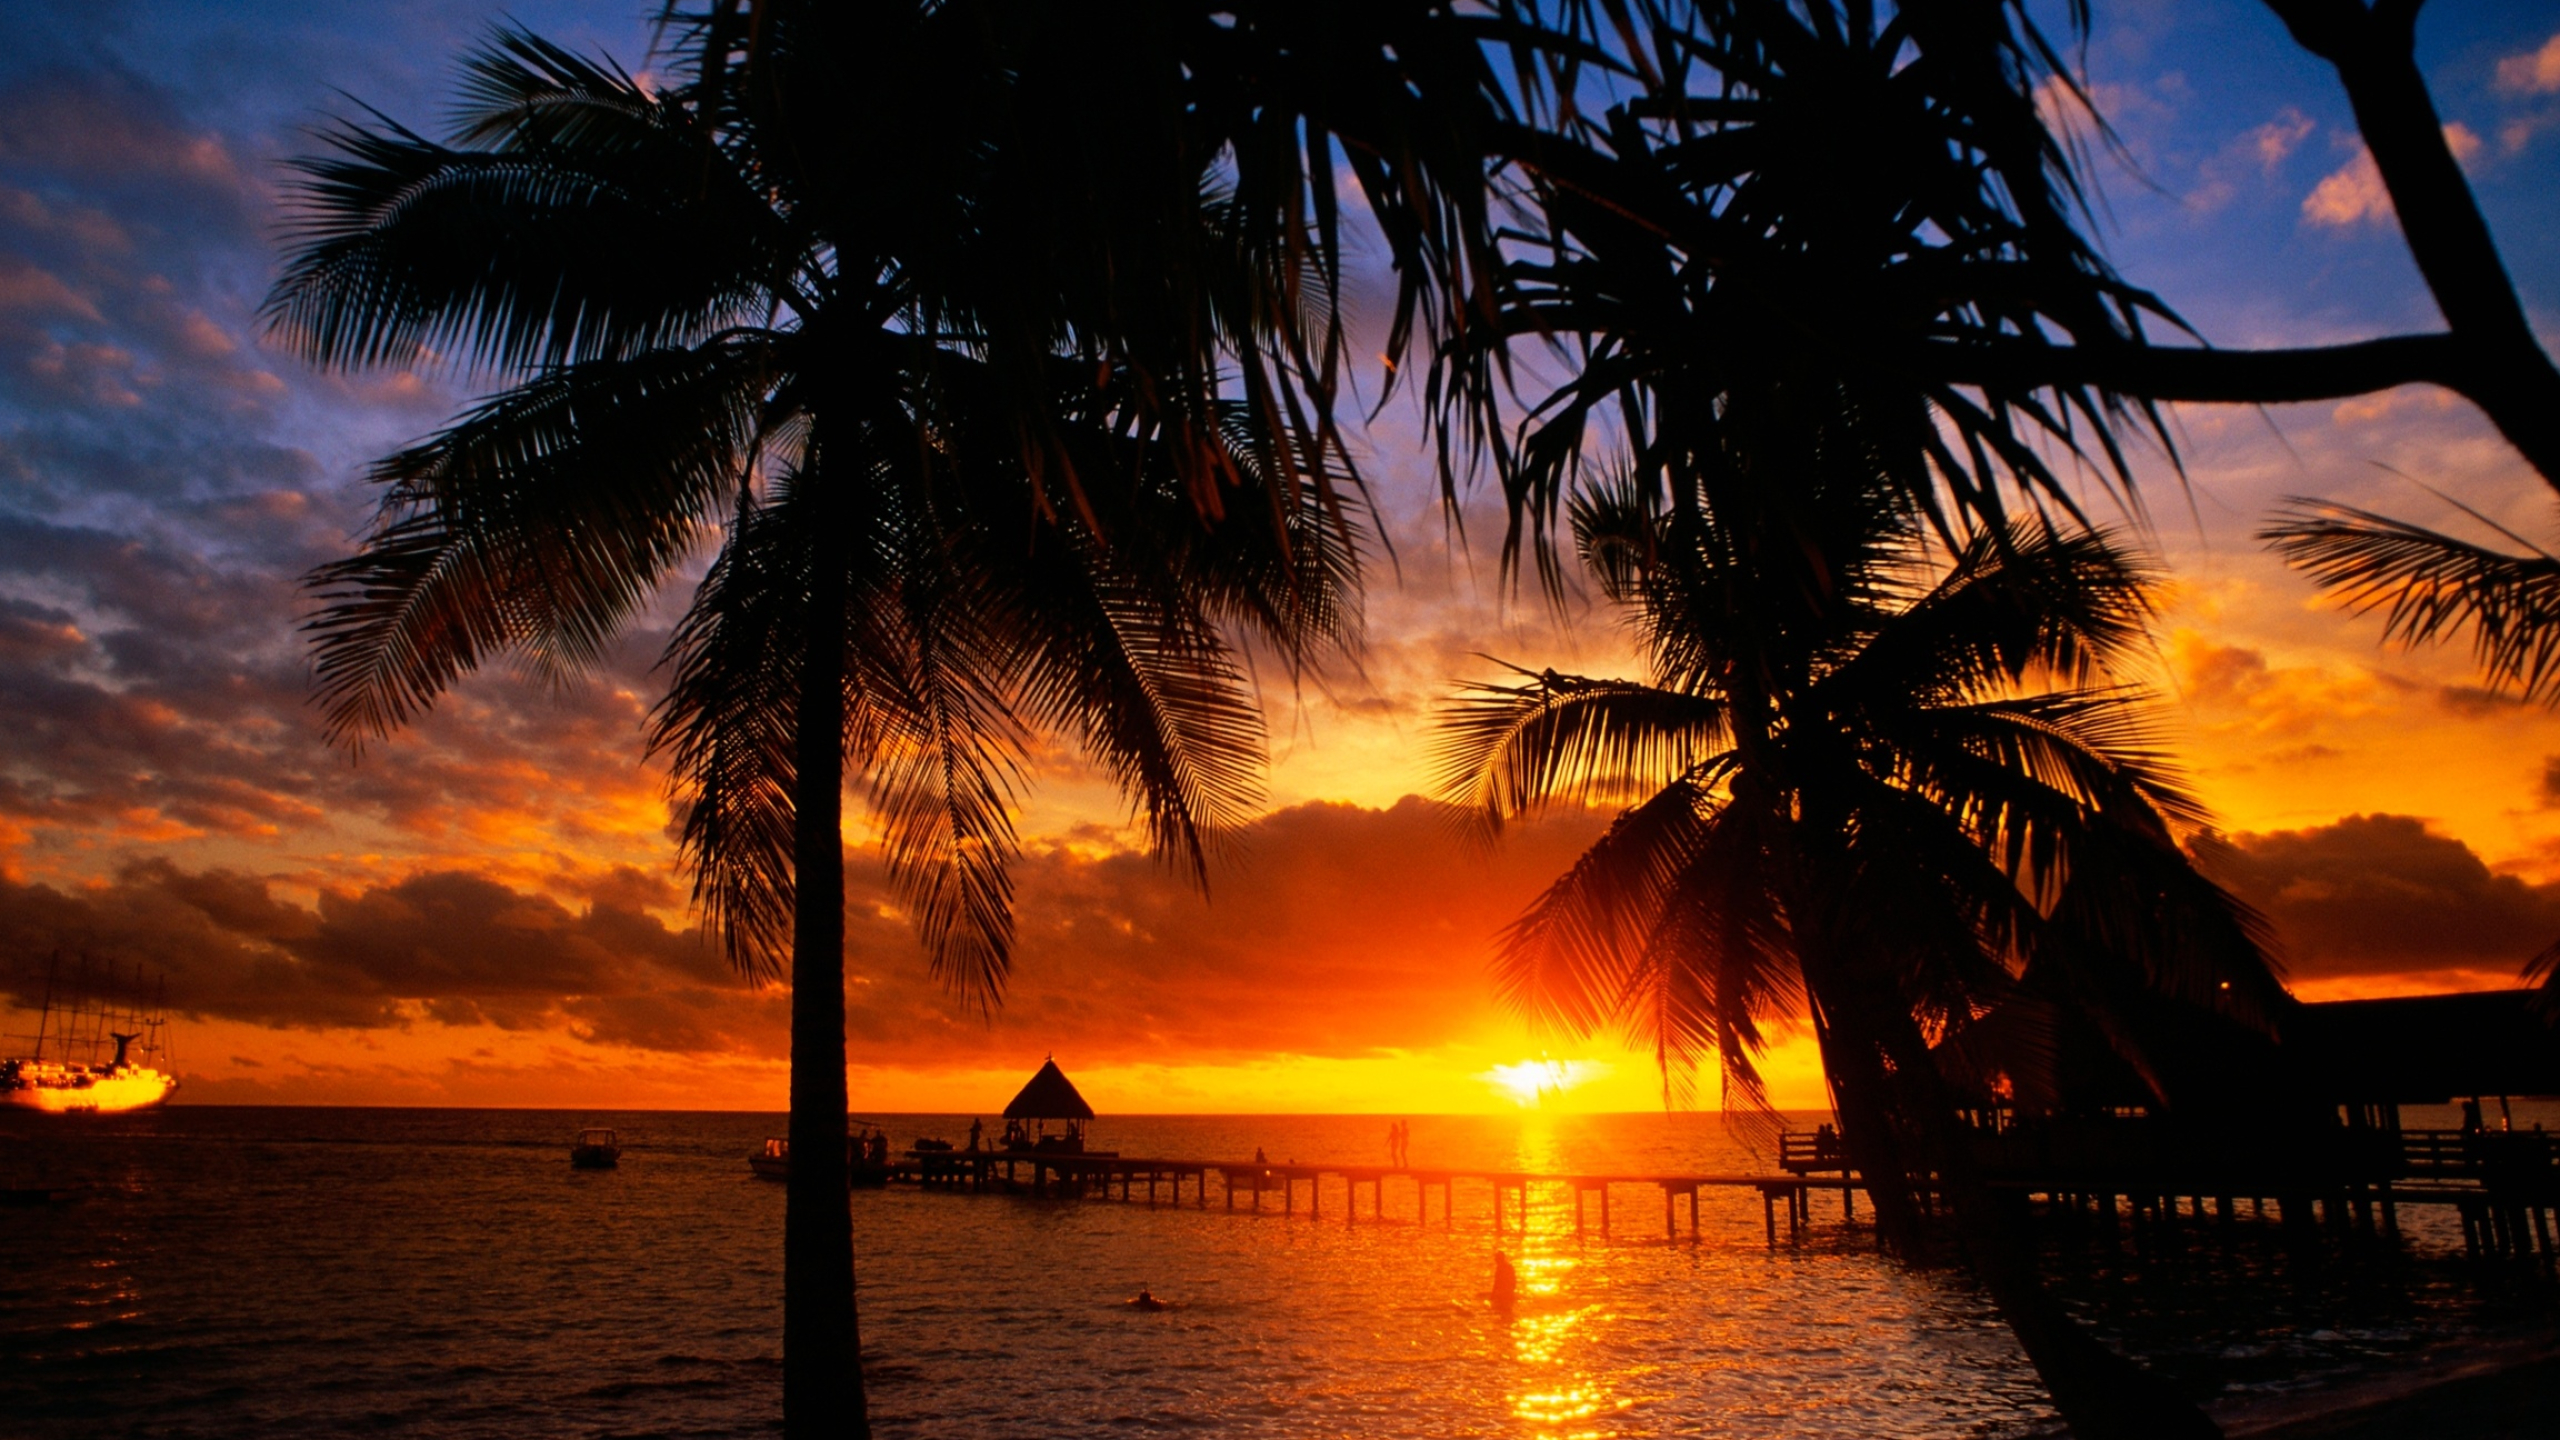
[570,1128,622,1168]
[749,1136,791,1180]
[2,955,176,1115]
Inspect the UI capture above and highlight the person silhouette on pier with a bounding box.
[1491,1252,1517,1316]
[967,1117,983,1152]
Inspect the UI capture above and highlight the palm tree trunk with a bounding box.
[1868,1004,2215,1440]
[1803,997,1930,1260]
[1792,895,1928,1254]
[784,532,868,1438]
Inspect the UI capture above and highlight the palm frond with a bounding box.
[2262,498,2560,704]
[647,489,812,982]
[1638,794,1799,1119]
[1434,667,1731,833]
[1836,523,2160,706]
[1494,777,1720,1037]
[1434,0,2183,588]
[302,341,768,743]
[862,570,1031,1015]
[266,51,789,376]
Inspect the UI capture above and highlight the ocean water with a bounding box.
[0,1106,2545,1438]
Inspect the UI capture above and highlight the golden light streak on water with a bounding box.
[1500,1113,1641,1434]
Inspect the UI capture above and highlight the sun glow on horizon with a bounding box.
[1479,1057,1610,1108]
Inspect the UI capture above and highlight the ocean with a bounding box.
[0,1105,2545,1437]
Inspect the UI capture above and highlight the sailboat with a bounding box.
[2,954,177,1114]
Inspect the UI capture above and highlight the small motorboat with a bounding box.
[571,1127,622,1169]
[747,1134,892,1186]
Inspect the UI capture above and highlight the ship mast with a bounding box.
[33,949,59,1064]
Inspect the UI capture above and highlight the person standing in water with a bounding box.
[1491,1252,1517,1315]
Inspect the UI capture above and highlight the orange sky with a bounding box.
[6,8,2560,1114]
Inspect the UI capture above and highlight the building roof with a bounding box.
[1002,1058,1095,1120]
[2289,990,2560,1103]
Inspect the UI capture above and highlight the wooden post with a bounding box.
[1665,1185,1676,1240]
[1600,1184,1610,1237]
[1761,1187,1776,1247]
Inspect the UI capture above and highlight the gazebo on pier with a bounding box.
[1002,1058,1096,1153]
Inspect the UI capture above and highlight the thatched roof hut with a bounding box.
[1000,1058,1095,1152]
[1005,1058,1094,1120]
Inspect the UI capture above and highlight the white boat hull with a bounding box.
[2,1068,176,1113]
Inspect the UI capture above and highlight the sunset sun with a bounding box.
[1479,1057,1607,1107]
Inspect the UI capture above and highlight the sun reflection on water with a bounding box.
[1499,1114,1639,1434]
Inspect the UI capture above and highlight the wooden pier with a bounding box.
[895,1148,1860,1245]
[883,1122,2559,1261]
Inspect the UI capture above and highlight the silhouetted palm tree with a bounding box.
[1437,396,2282,1437]
[1410,8,2307,1429]
[266,9,1549,1434]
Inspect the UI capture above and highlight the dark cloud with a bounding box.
[0,857,767,1045]
[2438,685,2532,719]
[834,796,1611,1067]
[0,797,1608,1065]
[2199,814,2560,981]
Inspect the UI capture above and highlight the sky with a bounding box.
[3,1,2560,1116]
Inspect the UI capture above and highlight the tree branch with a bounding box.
[2260,0,2560,489]
[1927,334,2462,405]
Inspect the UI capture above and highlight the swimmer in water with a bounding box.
[1491,1252,1517,1315]
[1130,1286,1169,1312]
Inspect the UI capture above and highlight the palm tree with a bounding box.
[1407,13,2297,1429]
[1435,384,2283,1439]
[266,32,1343,1440]
[265,9,1553,1433]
